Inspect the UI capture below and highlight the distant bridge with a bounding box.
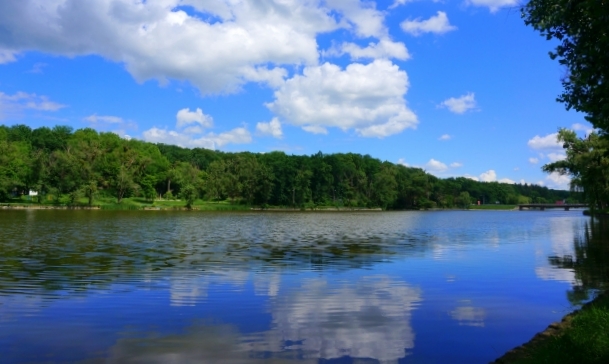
[518,204,587,211]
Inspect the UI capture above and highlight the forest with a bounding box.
[0,124,573,209]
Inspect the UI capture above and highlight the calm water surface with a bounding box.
[1,210,607,363]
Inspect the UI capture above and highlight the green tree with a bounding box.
[543,129,609,210]
[0,139,31,200]
[456,191,471,209]
[523,0,609,131]
[175,161,205,208]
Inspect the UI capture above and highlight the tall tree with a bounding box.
[543,129,609,210]
[523,0,609,131]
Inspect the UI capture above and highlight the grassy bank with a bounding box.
[494,292,609,364]
[1,196,250,211]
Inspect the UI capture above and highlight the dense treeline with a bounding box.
[0,124,573,209]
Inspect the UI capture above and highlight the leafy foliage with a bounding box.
[523,0,609,131]
[0,124,573,209]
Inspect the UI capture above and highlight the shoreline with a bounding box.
[491,290,609,363]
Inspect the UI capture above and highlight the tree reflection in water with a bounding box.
[548,217,609,304]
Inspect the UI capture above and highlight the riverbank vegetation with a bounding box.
[494,216,609,364]
[516,1,609,362]
[1,124,573,210]
[523,0,609,212]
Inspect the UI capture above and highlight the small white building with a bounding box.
[29,190,38,196]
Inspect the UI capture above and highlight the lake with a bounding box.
[1,209,607,363]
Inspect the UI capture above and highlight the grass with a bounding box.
[1,195,250,211]
[469,204,517,210]
[499,293,609,364]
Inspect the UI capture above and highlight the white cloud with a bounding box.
[0,91,66,118]
[27,62,47,74]
[527,133,562,150]
[176,108,213,129]
[0,49,17,64]
[498,178,515,184]
[425,159,448,173]
[450,305,486,327]
[326,38,410,61]
[401,11,457,36]
[547,152,566,162]
[267,60,418,138]
[439,134,451,141]
[389,0,413,9]
[397,158,409,167]
[466,0,520,13]
[84,114,124,124]
[256,117,283,139]
[546,172,570,190]
[439,92,476,114]
[535,266,576,284]
[326,0,387,38]
[464,174,479,181]
[479,169,497,182]
[572,123,594,135]
[143,107,250,149]
[302,125,328,135]
[529,157,539,164]
[142,126,251,149]
[266,276,421,362]
[419,159,462,175]
[0,0,354,94]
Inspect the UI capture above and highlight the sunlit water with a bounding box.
[0,209,605,363]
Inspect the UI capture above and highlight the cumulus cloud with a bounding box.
[397,158,410,167]
[419,159,462,175]
[143,107,251,149]
[256,117,283,139]
[439,134,451,141]
[527,133,562,150]
[439,93,476,114]
[498,178,515,184]
[325,38,410,60]
[143,126,251,149]
[267,59,418,138]
[547,152,566,162]
[572,123,594,135]
[0,0,368,94]
[425,159,448,173]
[326,0,387,38]
[400,11,457,36]
[529,157,539,164]
[176,108,213,129]
[479,169,497,182]
[546,172,570,190]
[466,0,520,13]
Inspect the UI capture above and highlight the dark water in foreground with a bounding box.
[0,210,607,363]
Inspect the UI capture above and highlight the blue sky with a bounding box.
[0,0,592,189]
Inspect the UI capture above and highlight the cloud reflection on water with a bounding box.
[114,275,421,363]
